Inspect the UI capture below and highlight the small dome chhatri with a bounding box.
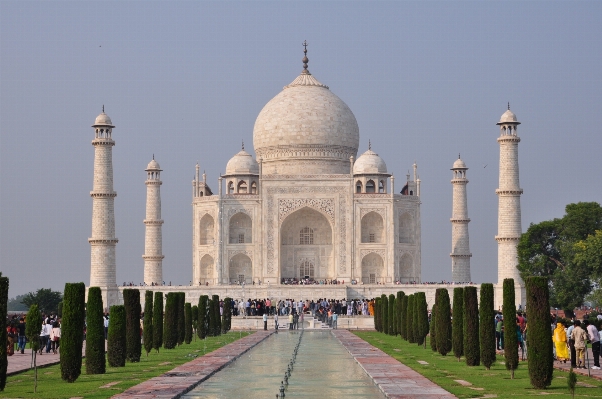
[146,156,161,171]
[353,146,388,175]
[498,104,520,125]
[452,154,467,170]
[92,106,115,127]
[225,149,259,176]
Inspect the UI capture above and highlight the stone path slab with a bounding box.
[332,330,456,398]
[111,331,273,399]
[6,343,86,376]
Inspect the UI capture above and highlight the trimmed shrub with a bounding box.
[463,286,479,365]
[184,302,192,344]
[61,282,85,382]
[415,292,429,346]
[401,296,409,340]
[85,287,106,374]
[452,287,464,361]
[430,303,438,352]
[407,295,415,343]
[388,294,395,335]
[143,291,153,355]
[526,276,553,389]
[152,291,163,352]
[503,279,518,378]
[214,295,222,336]
[177,293,185,345]
[480,283,496,369]
[107,305,126,367]
[0,274,8,391]
[374,298,381,332]
[123,289,141,362]
[222,298,232,334]
[435,288,452,356]
[198,295,209,339]
[381,294,389,335]
[396,291,405,336]
[163,293,178,349]
[192,305,198,338]
[208,295,220,337]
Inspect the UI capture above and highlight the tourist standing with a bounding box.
[50,321,61,354]
[553,323,569,363]
[263,313,268,330]
[571,320,589,369]
[289,313,293,330]
[274,313,279,332]
[332,312,338,329]
[17,317,26,354]
[567,321,576,368]
[585,320,601,369]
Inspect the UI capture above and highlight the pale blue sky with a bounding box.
[1,1,601,297]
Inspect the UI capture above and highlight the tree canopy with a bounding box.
[518,202,602,311]
[20,288,63,314]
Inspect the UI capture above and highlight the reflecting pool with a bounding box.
[183,331,385,399]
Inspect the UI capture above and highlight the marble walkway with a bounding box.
[332,330,456,399]
[110,330,274,399]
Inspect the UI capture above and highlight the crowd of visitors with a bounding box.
[5,313,61,356]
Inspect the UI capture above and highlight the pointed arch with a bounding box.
[237,180,248,194]
[250,181,257,194]
[399,212,413,243]
[199,214,215,245]
[361,252,384,284]
[229,212,252,244]
[199,254,215,285]
[399,253,413,281]
[366,179,375,193]
[227,181,234,194]
[229,253,252,284]
[361,211,384,243]
[356,180,363,193]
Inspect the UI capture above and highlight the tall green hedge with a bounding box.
[374,298,381,332]
[184,303,193,344]
[177,293,185,345]
[222,298,232,334]
[415,292,429,346]
[208,295,221,337]
[107,305,126,367]
[61,282,85,382]
[388,294,395,335]
[215,296,222,336]
[143,291,154,355]
[381,294,389,335]
[85,287,106,374]
[192,305,198,338]
[430,303,437,352]
[407,295,415,343]
[152,291,163,352]
[463,286,479,366]
[526,277,553,389]
[435,288,452,356]
[401,296,409,340]
[480,283,496,370]
[163,292,178,349]
[452,287,464,361]
[396,291,405,337]
[198,295,208,339]
[123,289,141,362]
[503,279,518,378]
[0,273,8,391]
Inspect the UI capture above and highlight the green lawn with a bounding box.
[354,331,602,398]
[0,331,253,399]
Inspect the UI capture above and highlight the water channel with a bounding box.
[182,331,385,399]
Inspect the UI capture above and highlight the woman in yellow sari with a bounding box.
[553,323,569,362]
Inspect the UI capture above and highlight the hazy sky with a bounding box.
[1,1,601,298]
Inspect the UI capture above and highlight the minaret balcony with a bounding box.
[90,191,117,198]
[497,136,520,143]
[495,189,523,195]
[495,235,520,242]
[143,219,164,225]
[91,138,115,146]
[450,218,470,223]
[88,238,119,244]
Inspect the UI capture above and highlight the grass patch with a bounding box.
[353,331,602,398]
[0,331,253,398]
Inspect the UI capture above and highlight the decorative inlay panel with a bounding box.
[360,249,386,260]
[228,250,253,260]
[227,208,253,219]
[278,198,334,224]
[360,208,385,219]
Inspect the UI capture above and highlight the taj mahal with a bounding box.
[87,45,525,310]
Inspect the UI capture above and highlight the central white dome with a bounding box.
[253,70,359,175]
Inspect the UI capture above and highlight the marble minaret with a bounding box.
[143,157,164,285]
[495,105,525,307]
[450,155,471,282]
[89,109,118,301]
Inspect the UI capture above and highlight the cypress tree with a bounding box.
[374,298,381,332]
[463,286,479,365]
[452,287,464,361]
[388,294,395,335]
[177,293,186,345]
[192,305,198,339]
[198,295,208,339]
[430,303,438,352]
[163,293,178,349]
[85,287,106,374]
[143,291,153,355]
[25,304,42,392]
[401,295,409,340]
[415,292,429,347]
[184,302,193,344]
[123,289,141,362]
[381,294,389,335]
[222,298,232,334]
[407,295,415,343]
[435,288,452,356]
[526,276,553,389]
[0,273,8,391]
[503,279,518,378]
[107,305,126,367]
[480,283,496,370]
[152,291,163,353]
[208,295,218,336]
[61,282,85,382]
[396,291,405,337]
[412,293,419,344]
[214,295,222,336]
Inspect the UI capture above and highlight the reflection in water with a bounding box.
[183,331,384,399]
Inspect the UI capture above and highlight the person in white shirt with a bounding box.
[584,320,600,369]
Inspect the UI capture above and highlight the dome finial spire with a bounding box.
[302,40,310,75]
[458,153,461,159]
[242,139,245,150]
[369,139,372,151]
[102,104,105,113]
[153,153,155,160]
[508,102,510,110]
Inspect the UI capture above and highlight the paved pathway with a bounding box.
[551,347,602,380]
[332,330,456,399]
[111,331,274,399]
[6,344,86,376]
